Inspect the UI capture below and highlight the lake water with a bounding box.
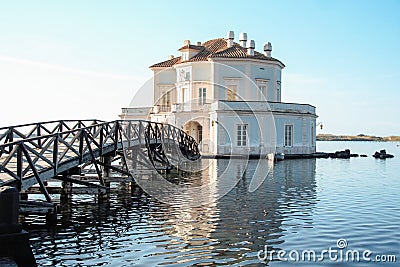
[25,141,400,266]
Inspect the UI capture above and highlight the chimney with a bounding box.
[168,55,174,60]
[196,41,202,46]
[247,40,255,56]
[226,31,234,48]
[264,42,272,57]
[183,40,190,46]
[239,32,247,47]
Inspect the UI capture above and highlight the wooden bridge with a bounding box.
[0,119,200,266]
[0,119,200,207]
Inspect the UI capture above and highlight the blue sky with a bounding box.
[0,0,399,135]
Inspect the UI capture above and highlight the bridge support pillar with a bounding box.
[0,186,37,266]
[102,156,111,176]
[98,156,112,201]
[20,192,28,201]
[101,155,112,187]
[61,176,73,200]
[130,182,142,197]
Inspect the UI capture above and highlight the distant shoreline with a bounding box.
[317,134,400,142]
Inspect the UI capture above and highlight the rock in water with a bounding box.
[373,149,394,159]
[331,149,351,159]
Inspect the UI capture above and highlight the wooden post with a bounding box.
[98,155,112,201]
[102,155,112,188]
[37,125,42,148]
[7,128,13,154]
[102,156,112,178]
[60,175,73,201]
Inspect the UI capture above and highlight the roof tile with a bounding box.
[150,56,181,68]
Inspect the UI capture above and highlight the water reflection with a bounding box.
[26,158,318,266]
[207,159,317,265]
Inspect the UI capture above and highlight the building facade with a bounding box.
[121,31,317,156]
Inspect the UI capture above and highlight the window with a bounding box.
[179,69,191,82]
[237,124,248,146]
[258,85,267,100]
[256,79,268,100]
[160,91,171,112]
[182,52,188,61]
[227,85,237,101]
[198,88,206,104]
[185,71,191,81]
[224,78,240,101]
[284,125,293,147]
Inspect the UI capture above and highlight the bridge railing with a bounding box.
[0,120,122,192]
[0,120,200,192]
[0,120,103,155]
[120,120,200,159]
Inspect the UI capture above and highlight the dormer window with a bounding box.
[178,40,203,62]
[182,52,189,61]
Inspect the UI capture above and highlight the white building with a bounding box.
[121,31,317,156]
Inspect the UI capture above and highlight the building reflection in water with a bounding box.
[208,158,317,265]
[144,158,317,265]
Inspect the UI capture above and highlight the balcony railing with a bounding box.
[212,101,316,115]
[152,105,171,113]
[171,103,211,112]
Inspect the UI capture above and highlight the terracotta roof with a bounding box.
[187,38,228,62]
[150,56,181,68]
[150,38,284,68]
[210,44,282,63]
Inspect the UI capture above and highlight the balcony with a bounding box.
[120,107,152,120]
[172,103,211,113]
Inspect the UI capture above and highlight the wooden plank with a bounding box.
[25,186,106,195]
[19,200,57,215]
[51,175,131,183]
[54,175,106,189]
[20,200,55,207]
[20,205,55,215]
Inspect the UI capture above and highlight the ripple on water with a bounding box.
[24,146,400,266]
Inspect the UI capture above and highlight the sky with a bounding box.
[0,0,399,136]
